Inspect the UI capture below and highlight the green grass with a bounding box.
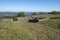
[0,14,60,40]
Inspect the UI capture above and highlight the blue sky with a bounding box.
[0,0,60,12]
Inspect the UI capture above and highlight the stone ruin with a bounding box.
[28,17,39,23]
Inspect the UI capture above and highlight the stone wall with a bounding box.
[0,18,13,22]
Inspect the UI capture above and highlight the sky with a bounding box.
[0,0,60,12]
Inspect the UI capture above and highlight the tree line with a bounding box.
[17,11,60,17]
[1,11,60,21]
[2,11,60,18]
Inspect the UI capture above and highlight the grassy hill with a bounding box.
[0,14,60,40]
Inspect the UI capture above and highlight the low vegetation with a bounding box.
[0,12,60,40]
[17,12,26,17]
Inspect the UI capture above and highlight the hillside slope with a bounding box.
[0,14,60,40]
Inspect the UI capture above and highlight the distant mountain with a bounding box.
[0,12,18,17]
[0,12,42,17]
[0,12,33,17]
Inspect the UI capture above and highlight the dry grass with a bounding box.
[0,14,60,40]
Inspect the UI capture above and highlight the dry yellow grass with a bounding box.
[0,14,60,40]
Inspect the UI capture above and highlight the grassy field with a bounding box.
[0,14,60,40]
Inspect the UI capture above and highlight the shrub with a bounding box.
[49,11,60,14]
[31,12,37,15]
[13,16,18,21]
[17,12,25,17]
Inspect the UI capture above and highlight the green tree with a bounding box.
[51,11,56,14]
[50,11,60,14]
[31,12,37,15]
[39,12,46,15]
[17,12,25,17]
